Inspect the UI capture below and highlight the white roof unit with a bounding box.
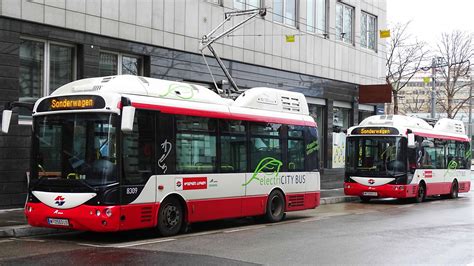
[434,118,466,135]
[233,87,309,115]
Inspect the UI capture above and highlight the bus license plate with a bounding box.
[363,191,378,196]
[47,218,69,226]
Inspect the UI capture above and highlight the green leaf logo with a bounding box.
[242,157,282,186]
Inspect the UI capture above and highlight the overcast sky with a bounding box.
[387,0,474,46]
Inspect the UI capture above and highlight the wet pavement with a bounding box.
[0,191,471,265]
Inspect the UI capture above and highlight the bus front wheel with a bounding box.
[265,190,285,223]
[157,197,183,237]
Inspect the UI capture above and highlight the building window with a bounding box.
[99,52,143,76]
[361,12,377,51]
[306,0,326,35]
[234,0,260,9]
[19,38,75,121]
[335,2,353,44]
[273,0,297,27]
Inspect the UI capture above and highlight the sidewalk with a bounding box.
[0,189,358,238]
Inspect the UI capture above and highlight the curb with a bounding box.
[320,195,359,205]
[0,225,70,238]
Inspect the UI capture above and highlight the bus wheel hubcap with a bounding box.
[271,196,282,216]
[165,206,179,227]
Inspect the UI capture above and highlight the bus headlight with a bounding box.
[105,208,112,217]
[96,210,101,216]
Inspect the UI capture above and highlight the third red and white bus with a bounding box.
[344,115,471,203]
[2,75,320,236]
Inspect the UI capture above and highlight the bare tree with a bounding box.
[386,22,428,114]
[401,89,428,114]
[434,31,473,119]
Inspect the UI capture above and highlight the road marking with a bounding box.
[0,208,23,213]
[0,239,14,244]
[224,225,265,233]
[78,238,177,248]
[77,243,107,248]
[16,238,46,242]
[114,238,176,248]
[320,188,344,191]
[397,204,415,208]
[298,217,322,223]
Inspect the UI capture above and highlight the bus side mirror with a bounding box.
[121,106,135,132]
[407,133,415,148]
[1,110,12,134]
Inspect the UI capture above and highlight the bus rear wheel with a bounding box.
[448,181,459,199]
[414,183,426,203]
[265,190,285,223]
[157,197,183,237]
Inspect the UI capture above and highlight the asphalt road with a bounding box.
[0,192,472,265]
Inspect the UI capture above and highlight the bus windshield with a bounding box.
[32,113,118,186]
[346,136,407,176]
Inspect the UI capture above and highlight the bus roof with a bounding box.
[51,75,310,116]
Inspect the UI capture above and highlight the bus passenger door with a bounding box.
[119,110,157,230]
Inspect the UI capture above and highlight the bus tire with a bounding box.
[414,182,426,203]
[157,197,183,237]
[448,180,458,199]
[360,196,371,203]
[265,190,285,223]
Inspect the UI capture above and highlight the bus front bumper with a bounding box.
[25,203,121,232]
[344,182,418,199]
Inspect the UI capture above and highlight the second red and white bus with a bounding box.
[2,75,320,236]
[344,115,471,202]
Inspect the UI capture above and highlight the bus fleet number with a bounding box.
[126,187,138,194]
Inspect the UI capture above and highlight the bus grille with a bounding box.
[288,195,305,207]
[141,207,153,222]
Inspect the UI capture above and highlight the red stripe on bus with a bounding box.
[132,102,316,127]
[413,131,469,142]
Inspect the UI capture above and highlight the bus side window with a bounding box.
[175,116,217,173]
[304,126,319,171]
[249,122,282,171]
[288,125,305,172]
[220,120,247,173]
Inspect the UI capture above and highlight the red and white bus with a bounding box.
[2,75,320,236]
[344,115,471,203]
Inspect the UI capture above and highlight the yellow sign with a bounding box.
[360,128,391,135]
[379,30,390,38]
[285,35,295,42]
[51,98,94,109]
[423,77,431,84]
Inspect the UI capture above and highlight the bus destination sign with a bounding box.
[352,127,399,135]
[37,95,106,112]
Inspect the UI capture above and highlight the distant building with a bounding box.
[387,70,472,118]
